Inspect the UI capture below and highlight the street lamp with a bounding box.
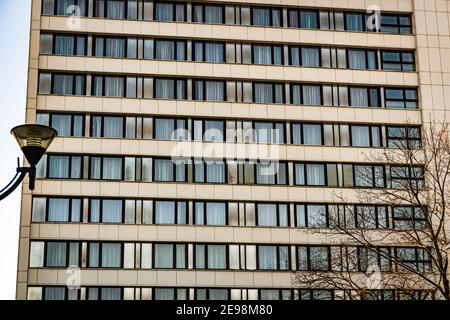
[0,124,57,201]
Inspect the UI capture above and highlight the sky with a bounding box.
[0,0,31,300]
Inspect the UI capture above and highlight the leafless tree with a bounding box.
[291,122,450,300]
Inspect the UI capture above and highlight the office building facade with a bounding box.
[16,0,450,300]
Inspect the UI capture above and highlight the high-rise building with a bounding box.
[16,0,449,300]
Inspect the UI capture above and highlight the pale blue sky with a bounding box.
[0,0,31,300]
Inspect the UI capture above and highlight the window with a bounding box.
[256,203,289,227]
[51,74,85,95]
[385,88,418,109]
[193,119,224,142]
[387,126,421,148]
[53,34,86,56]
[355,206,388,229]
[154,201,187,224]
[294,163,326,186]
[390,166,424,189]
[47,155,82,179]
[393,207,426,230]
[345,12,366,31]
[348,49,377,70]
[350,125,382,147]
[90,157,123,180]
[92,75,129,97]
[194,160,226,183]
[255,162,287,185]
[257,245,289,270]
[91,115,124,138]
[94,0,126,19]
[382,51,415,71]
[289,46,320,67]
[194,80,225,101]
[252,45,283,65]
[192,3,224,24]
[154,244,186,269]
[292,123,323,145]
[195,244,227,269]
[259,289,293,301]
[395,248,431,273]
[288,9,318,29]
[358,247,391,272]
[86,287,122,300]
[254,122,285,144]
[154,158,187,182]
[253,83,284,104]
[194,202,226,225]
[154,2,186,22]
[380,15,412,34]
[52,0,87,16]
[349,87,380,107]
[37,113,84,137]
[251,7,282,27]
[297,246,330,271]
[43,287,72,300]
[45,241,79,267]
[154,78,186,100]
[291,84,322,105]
[196,289,228,300]
[46,197,81,222]
[194,41,224,62]
[296,204,328,228]
[89,199,123,223]
[299,289,334,300]
[94,36,126,58]
[154,118,187,140]
[88,242,122,268]
[354,165,385,187]
[153,288,188,300]
[155,39,186,61]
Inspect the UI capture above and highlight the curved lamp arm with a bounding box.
[0,158,34,201]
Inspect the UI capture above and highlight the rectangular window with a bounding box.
[348,49,377,70]
[296,204,328,228]
[258,245,289,270]
[292,123,323,145]
[48,155,82,179]
[88,242,122,268]
[154,243,186,269]
[154,2,186,22]
[51,74,85,95]
[387,126,421,148]
[94,0,126,19]
[395,247,431,273]
[253,83,284,104]
[380,15,412,34]
[255,162,287,185]
[94,36,126,58]
[291,84,322,105]
[251,7,282,27]
[297,246,330,271]
[354,165,385,188]
[90,156,123,180]
[355,205,388,229]
[40,113,84,137]
[44,241,79,267]
[194,80,225,101]
[154,201,187,224]
[195,244,227,269]
[252,44,283,65]
[256,203,289,227]
[91,115,124,138]
[194,202,227,225]
[89,199,123,223]
[194,160,226,183]
[390,166,424,189]
[358,247,391,272]
[154,158,187,182]
[382,51,415,71]
[53,34,86,56]
[350,125,382,147]
[193,119,225,142]
[154,118,187,140]
[294,163,326,186]
[154,78,186,100]
[393,207,426,230]
[349,87,380,107]
[92,75,126,97]
[288,9,318,29]
[193,3,224,24]
[254,122,285,144]
[345,12,366,31]
[44,197,82,222]
[155,39,186,61]
[193,41,224,62]
[53,0,87,16]
[385,88,418,109]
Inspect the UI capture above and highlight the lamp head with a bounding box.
[11,124,57,166]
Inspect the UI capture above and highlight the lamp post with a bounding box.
[0,124,57,201]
